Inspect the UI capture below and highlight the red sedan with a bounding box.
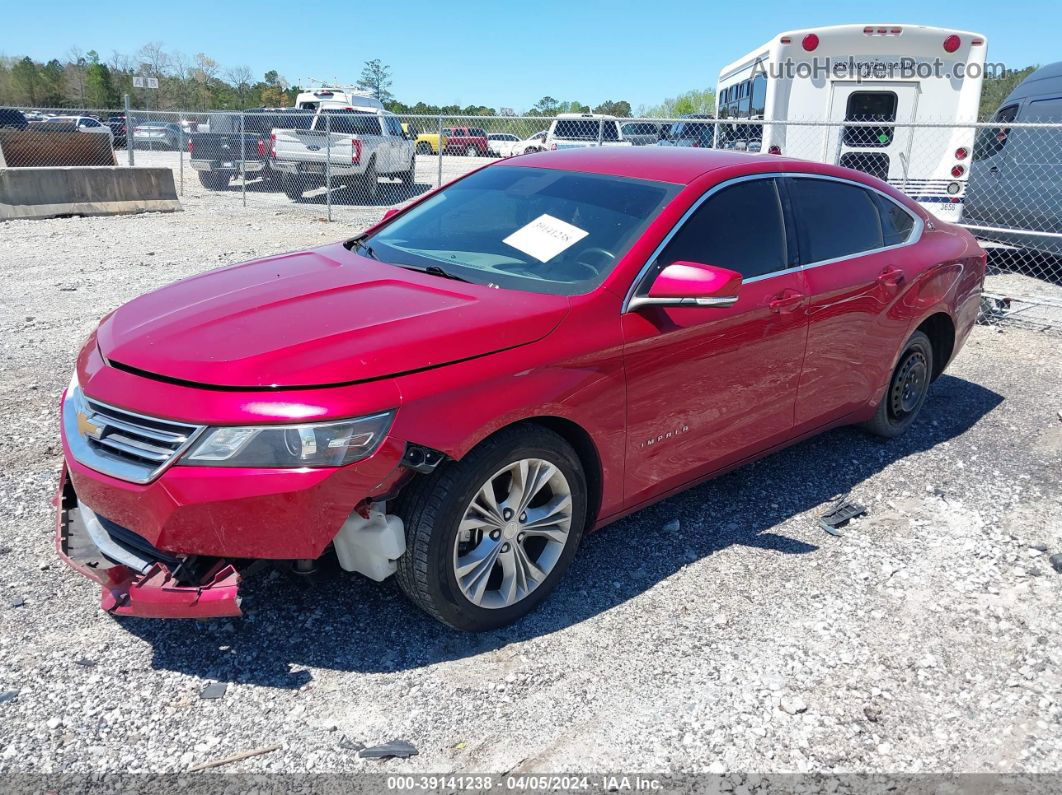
[57,148,986,631]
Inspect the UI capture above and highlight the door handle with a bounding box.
[769,292,805,313]
[877,267,905,288]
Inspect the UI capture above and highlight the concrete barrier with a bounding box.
[0,167,181,220]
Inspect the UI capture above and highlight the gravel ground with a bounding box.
[0,188,1060,778]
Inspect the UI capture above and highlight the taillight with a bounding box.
[768,145,782,155]
[802,33,819,52]
[257,139,266,158]
[954,147,968,160]
[352,139,362,165]
[943,34,961,53]
[951,164,965,178]
[187,138,193,154]
[270,132,276,159]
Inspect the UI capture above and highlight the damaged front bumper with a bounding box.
[55,469,242,619]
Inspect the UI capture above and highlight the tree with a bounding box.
[979,66,1037,120]
[532,96,559,115]
[645,88,715,119]
[357,59,393,103]
[85,52,118,108]
[11,57,42,105]
[227,65,254,106]
[594,99,631,117]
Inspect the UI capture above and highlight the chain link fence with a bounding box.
[3,106,1061,332]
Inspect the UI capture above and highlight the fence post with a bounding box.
[437,114,443,188]
[240,112,246,207]
[326,113,332,223]
[178,113,183,195]
[124,94,134,167]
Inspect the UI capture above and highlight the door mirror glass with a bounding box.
[630,262,743,310]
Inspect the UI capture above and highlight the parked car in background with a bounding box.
[133,122,184,150]
[964,61,1062,256]
[271,107,414,201]
[411,127,449,155]
[105,115,127,148]
[517,130,548,154]
[31,116,114,146]
[54,148,984,631]
[487,132,522,157]
[0,108,29,130]
[658,115,715,148]
[445,127,490,157]
[190,108,313,191]
[545,114,631,150]
[621,121,666,146]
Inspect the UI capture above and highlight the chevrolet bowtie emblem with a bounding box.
[76,410,103,440]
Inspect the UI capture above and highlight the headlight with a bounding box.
[180,412,395,468]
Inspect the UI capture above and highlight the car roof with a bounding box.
[497,147,796,184]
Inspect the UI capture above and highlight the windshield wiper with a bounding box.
[345,237,379,260]
[402,264,470,283]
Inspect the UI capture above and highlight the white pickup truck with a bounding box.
[545,113,633,151]
[270,108,415,202]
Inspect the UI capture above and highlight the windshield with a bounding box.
[358,166,678,296]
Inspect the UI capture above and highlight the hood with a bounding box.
[97,244,569,389]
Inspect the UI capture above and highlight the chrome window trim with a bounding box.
[622,172,924,312]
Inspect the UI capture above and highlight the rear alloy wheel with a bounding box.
[416,141,432,155]
[395,426,586,631]
[864,330,934,438]
[465,145,478,157]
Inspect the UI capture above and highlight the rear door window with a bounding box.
[844,92,898,147]
[328,111,382,136]
[788,178,884,262]
[656,178,788,279]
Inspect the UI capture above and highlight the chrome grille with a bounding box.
[63,385,205,484]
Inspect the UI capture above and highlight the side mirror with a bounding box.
[629,262,742,310]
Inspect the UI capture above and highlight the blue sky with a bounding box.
[2,0,1058,110]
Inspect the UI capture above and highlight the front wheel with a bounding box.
[395,426,586,631]
[864,330,934,438]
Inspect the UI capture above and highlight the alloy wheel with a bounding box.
[452,458,573,609]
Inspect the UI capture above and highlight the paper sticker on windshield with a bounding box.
[503,214,589,262]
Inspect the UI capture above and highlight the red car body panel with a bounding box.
[55,148,986,617]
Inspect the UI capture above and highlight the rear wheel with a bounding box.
[465,145,478,157]
[416,141,432,155]
[283,174,303,201]
[197,170,230,191]
[395,426,586,631]
[400,157,415,186]
[864,331,934,438]
[357,158,379,203]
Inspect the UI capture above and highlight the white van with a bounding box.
[545,113,632,150]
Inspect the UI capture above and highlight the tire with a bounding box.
[465,145,478,157]
[416,141,432,155]
[863,331,934,438]
[395,425,587,632]
[197,170,230,191]
[400,157,415,186]
[357,157,379,203]
[283,174,303,201]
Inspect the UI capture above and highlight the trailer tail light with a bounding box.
[352,139,362,165]
[257,139,266,158]
[943,35,961,53]
[802,33,819,52]
[951,164,965,178]
[270,132,276,159]
[768,145,782,155]
[864,26,902,35]
[955,147,969,160]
